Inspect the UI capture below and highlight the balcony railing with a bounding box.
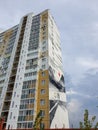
[7,87,13,92]
[2,106,10,111]
[5,96,12,101]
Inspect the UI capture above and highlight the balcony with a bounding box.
[8,79,15,84]
[11,69,17,75]
[12,67,17,70]
[16,52,20,57]
[17,45,22,50]
[13,62,18,67]
[8,81,14,85]
[9,76,15,81]
[7,87,13,92]
[27,103,34,109]
[1,111,8,122]
[10,73,16,77]
[18,38,23,42]
[5,93,12,101]
[2,101,10,111]
[16,49,20,53]
[2,106,10,111]
[7,84,13,92]
[5,96,12,101]
[6,90,13,94]
[14,57,19,62]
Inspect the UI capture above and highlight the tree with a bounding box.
[79,109,98,130]
[33,111,44,130]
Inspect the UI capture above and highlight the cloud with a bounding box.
[66,90,78,95]
[67,99,82,113]
[77,57,98,68]
[67,89,92,99]
[67,98,83,127]
[65,68,98,127]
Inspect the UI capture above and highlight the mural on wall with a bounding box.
[49,65,68,128]
[49,66,65,92]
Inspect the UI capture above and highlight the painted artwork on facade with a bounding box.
[49,66,69,128]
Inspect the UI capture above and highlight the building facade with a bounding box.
[0,10,69,129]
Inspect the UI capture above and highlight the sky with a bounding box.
[0,0,98,128]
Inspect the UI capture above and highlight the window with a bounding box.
[22,123,27,128]
[10,112,12,119]
[33,71,37,75]
[17,123,21,128]
[40,99,45,105]
[42,41,46,45]
[40,123,45,129]
[24,72,37,77]
[42,58,46,62]
[28,122,33,128]
[41,71,45,76]
[41,80,45,85]
[12,101,14,108]
[13,116,16,119]
[18,68,20,72]
[40,110,45,117]
[14,92,16,97]
[42,46,46,51]
[42,65,45,69]
[15,83,18,88]
[17,75,19,80]
[8,125,10,129]
[41,89,45,94]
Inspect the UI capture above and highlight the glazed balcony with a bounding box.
[5,96,12,101]
[7,87,13,92]
[2,106,10,111]
[5,93,12,101]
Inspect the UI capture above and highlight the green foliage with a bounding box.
[79,109,98,130]
[33,111,44,130]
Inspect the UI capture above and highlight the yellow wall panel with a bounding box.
[36,70,49,128]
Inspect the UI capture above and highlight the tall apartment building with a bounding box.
[0,10,69,129]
